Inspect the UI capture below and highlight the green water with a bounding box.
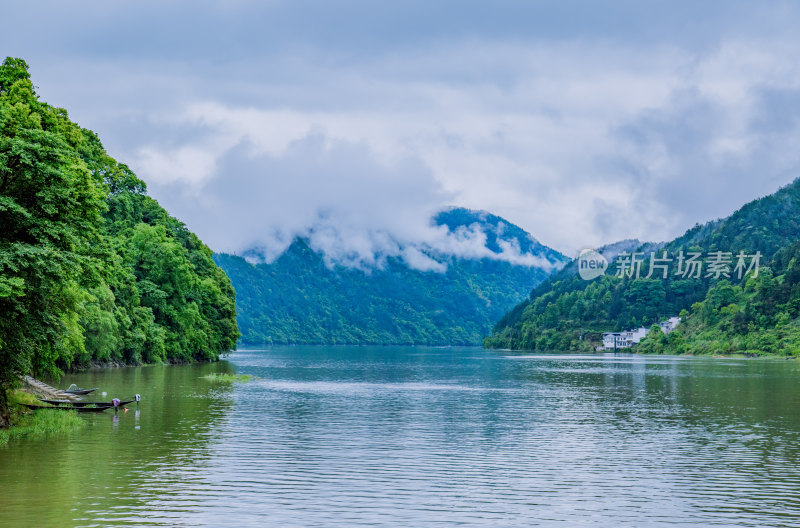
[2,347,800,527]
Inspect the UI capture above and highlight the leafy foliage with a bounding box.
[0,58,238,424]
[486,178,800,352]
[638,241,800,356]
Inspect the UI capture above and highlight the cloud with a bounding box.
[4,1,800,262]
[124,36,800,265]
[146,130,453,267]
[145,128,562,272]
[137,145,219,186]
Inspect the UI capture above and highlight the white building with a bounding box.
[659,316,681,334]
[600,331,633,349]
[602,333,619,349]
[599,318,681,350]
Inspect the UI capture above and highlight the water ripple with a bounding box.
[3,347,800,527]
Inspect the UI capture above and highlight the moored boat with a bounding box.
[23,403,110,413]
[38,399,135,408]
[63,384,98,395]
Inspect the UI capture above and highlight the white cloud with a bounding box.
[127,37,800,262]
[142,130,564,272]
[6,3,800,264]
[137,145,219,186]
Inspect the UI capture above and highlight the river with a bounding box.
[2,346,800,527]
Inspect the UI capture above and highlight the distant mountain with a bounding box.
[485,178,800,353]
[214,208,567,345]
[434,208,563,258]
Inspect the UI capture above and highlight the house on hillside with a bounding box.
[659,316,681,334]
[598,317,681,350]
[600,326,647,349]
[601,333,619,349]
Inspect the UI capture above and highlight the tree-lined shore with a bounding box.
[0,58,239,427]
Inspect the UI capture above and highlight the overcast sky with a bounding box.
[4,1,800,265]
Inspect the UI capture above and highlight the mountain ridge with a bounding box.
[215,208,568,345]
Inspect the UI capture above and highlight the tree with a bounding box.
[636,324,666,354]
[0,58,106,426]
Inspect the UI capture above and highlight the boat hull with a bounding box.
[38,399,135,408]
[63,388,98,395]
[23,404,109,413]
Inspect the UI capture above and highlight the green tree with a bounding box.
[0,58,106,426]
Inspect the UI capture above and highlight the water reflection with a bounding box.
[0,361,235,527]
[2,348,800,527]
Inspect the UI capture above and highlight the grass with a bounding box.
[0,390,85,447]
[201,373,254,383]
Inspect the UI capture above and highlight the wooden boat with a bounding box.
[38,398,135,408]
[63,384,98,395]
[23,403,110,413]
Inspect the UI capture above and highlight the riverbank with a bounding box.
[495,344,798,358]
[64,355,221,373]
[0,390,84,447]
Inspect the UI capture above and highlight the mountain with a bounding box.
[214,209,567,345]
[434,208,560,258]
[485,178,800,353]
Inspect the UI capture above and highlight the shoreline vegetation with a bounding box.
[496,346,799,359]
[62,355,222,373]
[201,373,254,383]
[0,57,239,427]
[0,390,84,447]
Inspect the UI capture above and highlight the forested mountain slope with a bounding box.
[485,178,800,352]
[637,240,800,356]
[215,209,567,345]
